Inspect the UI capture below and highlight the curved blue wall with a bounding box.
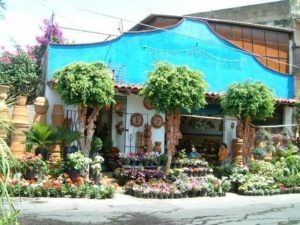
[48,18,294,99]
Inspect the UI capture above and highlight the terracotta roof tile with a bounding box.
[114,84,297,106]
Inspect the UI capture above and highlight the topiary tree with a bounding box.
[54,62,115,156]
[141,62,207,170]
[221,81,275,162]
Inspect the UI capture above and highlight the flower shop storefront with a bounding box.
[45,17,295,159]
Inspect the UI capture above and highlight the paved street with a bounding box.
[16,193,300,225]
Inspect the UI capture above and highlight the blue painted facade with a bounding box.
[48,18,294,99]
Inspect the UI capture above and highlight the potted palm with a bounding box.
[24,123,57,160]
[56,127,80,161]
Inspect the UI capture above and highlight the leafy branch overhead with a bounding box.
[54,62,115,107]
[141,62,207,170]
[221,81,275,121]
[141,62,207,113]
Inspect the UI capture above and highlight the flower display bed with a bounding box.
[6,176,115,199]
[124,174,229,199]
[115,157,231,199]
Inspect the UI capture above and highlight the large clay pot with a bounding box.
[52,104,64,127]
[33,114,47,124]
[11,106,29,125]
[16,96,27,106]
[10,141,25,159]
[153,141,162,153]
[0,100,9,140]
[50,144,62,161]
[0,85,9,101]
[144,124,152,138]
[34,97,49,114]
[232,139,243,166]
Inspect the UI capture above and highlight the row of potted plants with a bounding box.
[240,186,300,196]
[124,174,231,199]
[171,158,209,169]
[119,152,167,167]
[6,177,115,199]
[114,168,166,185]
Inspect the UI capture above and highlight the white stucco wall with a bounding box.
[111,94,165,153]
[223,116,237,159]
[283,106,294,132]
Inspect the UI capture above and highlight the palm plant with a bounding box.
[56,127,80,161]
[24,123,57,160]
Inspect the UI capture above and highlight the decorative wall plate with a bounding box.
[130,113,144,127]
[151,114,164,128]
[143,98,154,110]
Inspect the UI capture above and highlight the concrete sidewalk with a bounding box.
[17,193,300,225]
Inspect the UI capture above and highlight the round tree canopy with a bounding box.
[221,81,275,121]
[141,62,207,113]
[54,62,115,107]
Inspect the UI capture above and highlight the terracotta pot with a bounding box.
[144,124,152,138]
[0,101,9,139]
[114,101,124,112]
[10,141,25,158]
[0,85,9,101]
[52,104,64,127]
[153,141,162,152]
[50,144,62,161]
[16,96,27,106]
[11,106,29,125]
[145,138,153,152]
[11,124,28,142]
[34,114,47,124]
[143,99,154,110]
[34,97,49,114]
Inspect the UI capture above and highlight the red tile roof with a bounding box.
[115,83,297,106]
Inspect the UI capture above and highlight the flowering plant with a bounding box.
[65,151,91,171]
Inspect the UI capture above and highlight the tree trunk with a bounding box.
[242,118,252,163]
[77,104,87,151]
[83,107,100,156]
[166,111,182,170]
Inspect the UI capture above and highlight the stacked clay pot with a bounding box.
[0,85,10,140]
[232,139,243,166]
[144,124,152,152]
[10,96,29,158]
[52,104,64,128]
[51,104,64,160]
[136,131,144,153]
[33,97,49,124]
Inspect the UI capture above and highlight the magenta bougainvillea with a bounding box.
[36,18,64,45]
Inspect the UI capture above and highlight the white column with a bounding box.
[283,106,293,132]
[223,116,238,160]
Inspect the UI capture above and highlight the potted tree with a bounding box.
[24,123,57,160]
[221,81,275,163]
[141,62,207,170]
[54,62,115,158]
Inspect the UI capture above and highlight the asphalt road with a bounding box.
[16,193,300,225]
